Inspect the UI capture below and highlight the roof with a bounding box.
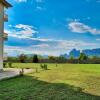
[0,0,12,8]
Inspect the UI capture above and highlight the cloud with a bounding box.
[5,37,97,56]
[35,0,45,10]
[5,24,38,39]
[96,38,100,41]
[68,21,100,35]
[36,6,44,10]
[66,17,91,22]
[15,0,27,2]
[5,24,99,56]
[15,24,38,37]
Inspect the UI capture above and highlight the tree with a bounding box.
[33,54,38,63]
[69,54,75,63]
[78,53,88,63]
[70,55,74,60]
[19,54,26,63]
[57,55,66,63]
[49,56,56,61]
[8,57,19,62]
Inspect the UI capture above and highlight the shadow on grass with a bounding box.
[0,75,100,100]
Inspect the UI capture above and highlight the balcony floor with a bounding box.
[0,68,33,80]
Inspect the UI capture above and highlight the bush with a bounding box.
[40,64,44,69]
[40,64,48,70]
[8,62,13,68]
[19,68,24,76]
[3,62,7,68]
[44,64,48,70]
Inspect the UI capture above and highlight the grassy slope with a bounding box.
[0,63,100,100]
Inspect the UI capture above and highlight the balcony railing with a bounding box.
[0,33,8,40]
[3,33,8,40]
[4,14,8,22]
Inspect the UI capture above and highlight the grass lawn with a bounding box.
[0,63,100,100]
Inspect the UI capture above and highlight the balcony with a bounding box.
[3,33,8,40]
[3,53,8,61]
[4,14,8,22]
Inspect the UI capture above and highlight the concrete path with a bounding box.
[0,68,33,80]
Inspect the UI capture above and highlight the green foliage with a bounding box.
[8,62,13,68]
[19,54,27,63]
[8,57,19,62]
[49,56,56,61]
[70,54,74,60]
[70,56,74,60]
[6,54,100,64]
[33,54,39,63]
[40,64,48,70]
[56,56,67,63]
[58,55,66,61]
[3,62,13,68]
[3,62,7,68]
[78,53,88,63]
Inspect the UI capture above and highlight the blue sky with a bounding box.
[5,0,100,56]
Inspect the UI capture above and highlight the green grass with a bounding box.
[0,63,100,100]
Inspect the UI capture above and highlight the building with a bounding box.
[0,0,12,71]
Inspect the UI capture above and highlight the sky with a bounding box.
[4,0,100,56]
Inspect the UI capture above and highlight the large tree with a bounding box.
[19,54,26,63]
[33,54,39,63]
[78,53,88,63]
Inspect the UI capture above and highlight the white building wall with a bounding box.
[0,3,4,71]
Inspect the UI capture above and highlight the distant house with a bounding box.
[0,0,12,71]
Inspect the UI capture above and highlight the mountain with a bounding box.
[82,48,100,57]
[69,49,80,58]
[68,48,100,58]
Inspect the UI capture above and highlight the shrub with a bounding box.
[40,64,48,70]
[44,64,48,70]
[40,64,44,69]
[19,68,24,76]
[3,62,7,68]
[8,62,13,68]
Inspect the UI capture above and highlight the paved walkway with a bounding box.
[0,68,33,80]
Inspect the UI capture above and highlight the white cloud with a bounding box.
[5,24,99,56]
[4,30,11,34]
[68,21,100,35]
[57,40,96,49]
[96,38,100,41]
[15,0,44,3]
[15,24,38,37]
[6,24,38,39]
[15,0,27,2]
[36,6,44,10]
[35,0,45,10]
[5,38,97,56]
